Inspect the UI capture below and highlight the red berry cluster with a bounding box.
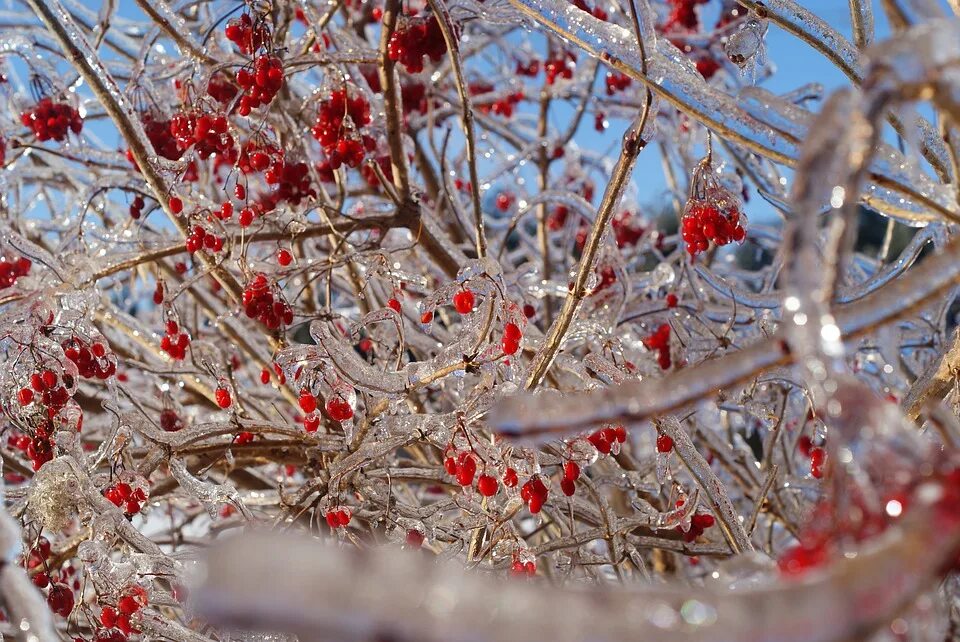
[129,195,146,220]
[206,72,239,105]
[160,408,184,432]
[605,71,631,95]
[170,111,235,160]
[681,200,746,256]
[520,476,549,513]
[237,140,282,174]
[612,210,645,247]
[143,113,182,161]
[243,273,293,329]
[185,223,224,255]
[0,255,31,289]
[661,0,710,32]
[587,425,627,455]
[560,460,580,496]
[20,98,83,142]
[325,506,352,529]
[236,55,284,114]
[515,59,540,76]
[682,160,746,256]
[8,421,55,470]
[99,585,149,638]
[261,159,317,209]
[312,89,371,169]
[544,51,576,84]
[444,450,478,487]
[677,510,716,542]
[387,15,447,73]
[510,554,537,577]
[17,368,71,416]
[160,320,190,360]
[224,13,270,54]
[798,436,827,479]
[63,338,116,379]
[643,323,672,370]
[326,395,354,422]
[472,85,523,118]
[104,481,148,516]
[502,322,522,355]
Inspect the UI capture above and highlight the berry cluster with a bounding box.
[515,59,540,76]
[612,209,645,247]
[17,368,71,417]
[604,71,631,95]
[8,421,55,470]
[586,425,627,455]
[661,0,710,32]
[325,506,352,529]
[643,323,672,370]
[160,320,190,360]
[387,15,447,73]
[143,113,182,161]
[170,110,235,160]
[206,72,239,105]
[444,450,477,487]
[20,98,83,142]
[681,200,746,256]
[185,223,224,255]
[0,255,31,289]
[501,322,522,355]
[510,553,537,577]
[243,273,293,329]
[224,13,270,54]
[237,140,282,175]
[236,54,284,114]
[261,158,317,209]
[63,337,117,380]
[677,510,716,542]
[544,51,576,84]
[104,481,148,516]
[129,195,146,220]
[520,476,549,513]
[312,89,371,169]
[560,460,580,496]
[99,585,149,638]
[797,435,827,479]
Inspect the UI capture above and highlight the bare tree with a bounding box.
[0,0,959,640]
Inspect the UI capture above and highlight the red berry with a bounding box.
[17,387,33,405]
[277,248,293,266]
[387,298,402,313]
[656,434,674,453]
[453,289,475,314]
[215,387,232,409]
[477,474,498,497]
[298,391,317,414]
[563,460,580,481]
[326,397,353,422]
[560,478,576,496]
[503,467,518,487]
[168,196,183,214]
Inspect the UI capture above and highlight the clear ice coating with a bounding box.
[2,0,960,641]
